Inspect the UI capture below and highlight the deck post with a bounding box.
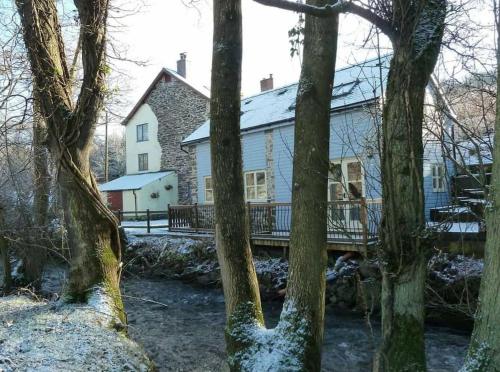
[247,202,252,235]
[167,204,171,231]
[267,204,273,234]
[360,198,368,246]
[146,209,151,233]
[194,203,199,233]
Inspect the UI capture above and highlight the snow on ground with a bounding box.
[429,253,484,284]
[0,295,152,371]
[120,219,169,235]
[428,221,481,233]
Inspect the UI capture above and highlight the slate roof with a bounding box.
[99,171,173,192]
[182,55,391,145]
[122,68,210,126]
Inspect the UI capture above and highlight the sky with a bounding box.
[110,0,392,130]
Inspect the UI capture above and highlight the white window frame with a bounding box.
[431,163,446,192]
[136,123,149,142]
[204,176,214,203]
[138,153,148,171]
[244,170,267,202]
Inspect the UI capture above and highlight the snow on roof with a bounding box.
[99,171,173,192]
[456,135,493,166]
[163,68,211,98]
[182,55,390,145]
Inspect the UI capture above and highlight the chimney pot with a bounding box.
[260,74,274,92]
[177,52,188,78]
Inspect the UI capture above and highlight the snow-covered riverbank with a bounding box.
[0,295,153,371]
[124,234,484,324]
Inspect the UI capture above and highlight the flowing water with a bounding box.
[122,278,470,372]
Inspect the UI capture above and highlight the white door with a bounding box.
[328,159,364,232]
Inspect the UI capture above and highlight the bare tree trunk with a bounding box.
[461,5,500,370]
[374,2,446,371]
[210,0,264,363]
[284,1,338,368]
[211,0,339,368]
[16,0,124,322]
[0,205,12,292]
[22,100,50,288]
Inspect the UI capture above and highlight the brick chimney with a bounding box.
[177,52,187,78]
[260,74,274,92]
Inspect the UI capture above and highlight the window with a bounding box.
[204,176,213,203]
[432,164,446,192]
[244,171,267,201]
[332,80,359,99]
[136,123,148,142]
[138,153,148,171]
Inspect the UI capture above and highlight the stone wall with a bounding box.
[146,77,209,204]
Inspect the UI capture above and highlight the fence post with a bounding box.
[167,204,171,231]
[147,209,151,233]
[194,203,199,233]
[360,198,368,246]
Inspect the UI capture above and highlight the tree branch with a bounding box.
[252,0,395,39]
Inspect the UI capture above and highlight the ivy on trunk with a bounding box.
[16,0,124,322]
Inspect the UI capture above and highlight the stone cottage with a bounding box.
[100,53,210,210]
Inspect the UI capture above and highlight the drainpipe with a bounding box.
[133,189,138,219]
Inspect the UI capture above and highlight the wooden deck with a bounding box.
[167,200,382,253]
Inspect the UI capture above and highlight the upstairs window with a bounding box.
[245,171,267,202]
[204,176,213,203]
[138,153,148,171]
[137,123,148,142]
[432,164,446,192]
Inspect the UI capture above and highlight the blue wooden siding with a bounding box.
[272,110,383,203]
[194,107,452,222]
[242,131,267,171]
[423,141,452,219]
[330,110,382,200]
[196,131,268,203]
[273,125,295,202]
[196,142,211,203]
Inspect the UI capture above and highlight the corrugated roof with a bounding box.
[99,171,173,192]
[182,55,390,145]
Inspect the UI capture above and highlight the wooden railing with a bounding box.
[168,199,382,244]
[115,210,168,233]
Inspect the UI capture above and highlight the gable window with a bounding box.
[432,164,446,192]
[138,153,148,171]
[204,176,213,203]
[245,171,267,201]
[137,123,149,142]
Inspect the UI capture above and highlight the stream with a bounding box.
[122,278,470,372]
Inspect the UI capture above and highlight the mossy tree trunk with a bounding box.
[284,1,338,369]
[210,0,264,364]
[16,0,124,321]
[0,205,12,292]
[21,101,50,289]
[461,5,500,370]
[374,2,446,371]
[211,1,338,369]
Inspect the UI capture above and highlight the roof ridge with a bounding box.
[241,54,391,102]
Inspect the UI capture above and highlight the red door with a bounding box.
[107,191,123,211]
